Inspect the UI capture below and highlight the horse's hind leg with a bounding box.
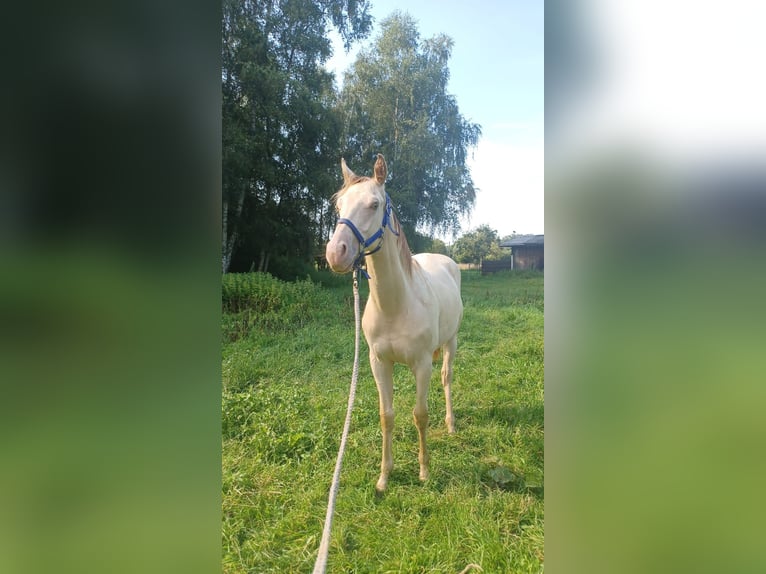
[441,336,457,433]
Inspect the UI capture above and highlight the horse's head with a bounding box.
[326,154,391,274]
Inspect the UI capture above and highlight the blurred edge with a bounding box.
[0,2,221,574]
[546,1,766,573]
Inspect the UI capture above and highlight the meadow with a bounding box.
[222,269,544,573]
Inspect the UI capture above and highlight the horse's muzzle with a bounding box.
[325,232,356,273]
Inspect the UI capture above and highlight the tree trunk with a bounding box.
[222,187,246,273]
[222,196,229,273]
[257,249,271,274]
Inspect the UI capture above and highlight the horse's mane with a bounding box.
[332,178,413,277]
[390,209,413,277]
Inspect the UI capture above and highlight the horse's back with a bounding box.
[413,252,461,289]
[412,253,463,340]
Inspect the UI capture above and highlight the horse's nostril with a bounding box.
[339,242,347,256]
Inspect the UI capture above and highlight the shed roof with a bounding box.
[499,234,544,248]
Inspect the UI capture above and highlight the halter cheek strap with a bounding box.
[337,193,400,279]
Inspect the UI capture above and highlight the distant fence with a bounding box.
[480,259,512,275]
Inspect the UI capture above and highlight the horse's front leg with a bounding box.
[370,352,394,492]
[412,357,433,482]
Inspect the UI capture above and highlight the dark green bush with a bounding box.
[307,268,353,289]
[221,272,335,337]
[267,256,315,282]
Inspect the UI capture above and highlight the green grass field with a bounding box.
[222,270,544,573]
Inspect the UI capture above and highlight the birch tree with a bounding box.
[338,12,481,249]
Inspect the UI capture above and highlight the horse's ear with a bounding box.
[374,154,387,185]
[341,158,357,185]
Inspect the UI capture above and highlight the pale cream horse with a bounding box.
[325,154,463,492]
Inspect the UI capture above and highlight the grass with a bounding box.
[222,269,544,573]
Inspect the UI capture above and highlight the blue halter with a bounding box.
[337,193,400,279]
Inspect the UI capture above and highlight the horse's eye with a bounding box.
[370,200,379,210]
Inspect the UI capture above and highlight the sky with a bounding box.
[326,0,544,240]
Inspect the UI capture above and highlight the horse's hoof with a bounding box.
[419,469,430,482]
[375,478,388,493]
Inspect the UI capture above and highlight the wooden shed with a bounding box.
[500,234,544,270]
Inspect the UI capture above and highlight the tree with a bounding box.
[338,12,481,251]
[452,225,502,264]
[221,0,372,274]
[430,238,448,256]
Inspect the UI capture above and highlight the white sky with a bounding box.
[552,1,766,167]
[325,0,544,240]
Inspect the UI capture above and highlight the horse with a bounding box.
[325,154,463,492]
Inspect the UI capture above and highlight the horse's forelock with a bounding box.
[332,175,371,206]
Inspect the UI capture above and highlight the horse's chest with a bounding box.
[362,310,433,364]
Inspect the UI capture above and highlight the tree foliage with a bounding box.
[222,0,372,275]
[338,12,481,251]
[221,5,481,276]
[430,238,448,256]
[451,224,506,264]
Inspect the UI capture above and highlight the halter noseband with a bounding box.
[337,193,400,279]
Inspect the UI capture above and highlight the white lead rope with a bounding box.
[312,270,362,574]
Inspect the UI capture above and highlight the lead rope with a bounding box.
[312,269,362,574]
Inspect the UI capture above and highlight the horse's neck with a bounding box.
[365,233,411,313]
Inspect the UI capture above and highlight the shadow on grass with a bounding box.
[487,402,543,428]
[455,402,543,430]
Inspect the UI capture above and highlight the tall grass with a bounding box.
[222,270,544,573]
